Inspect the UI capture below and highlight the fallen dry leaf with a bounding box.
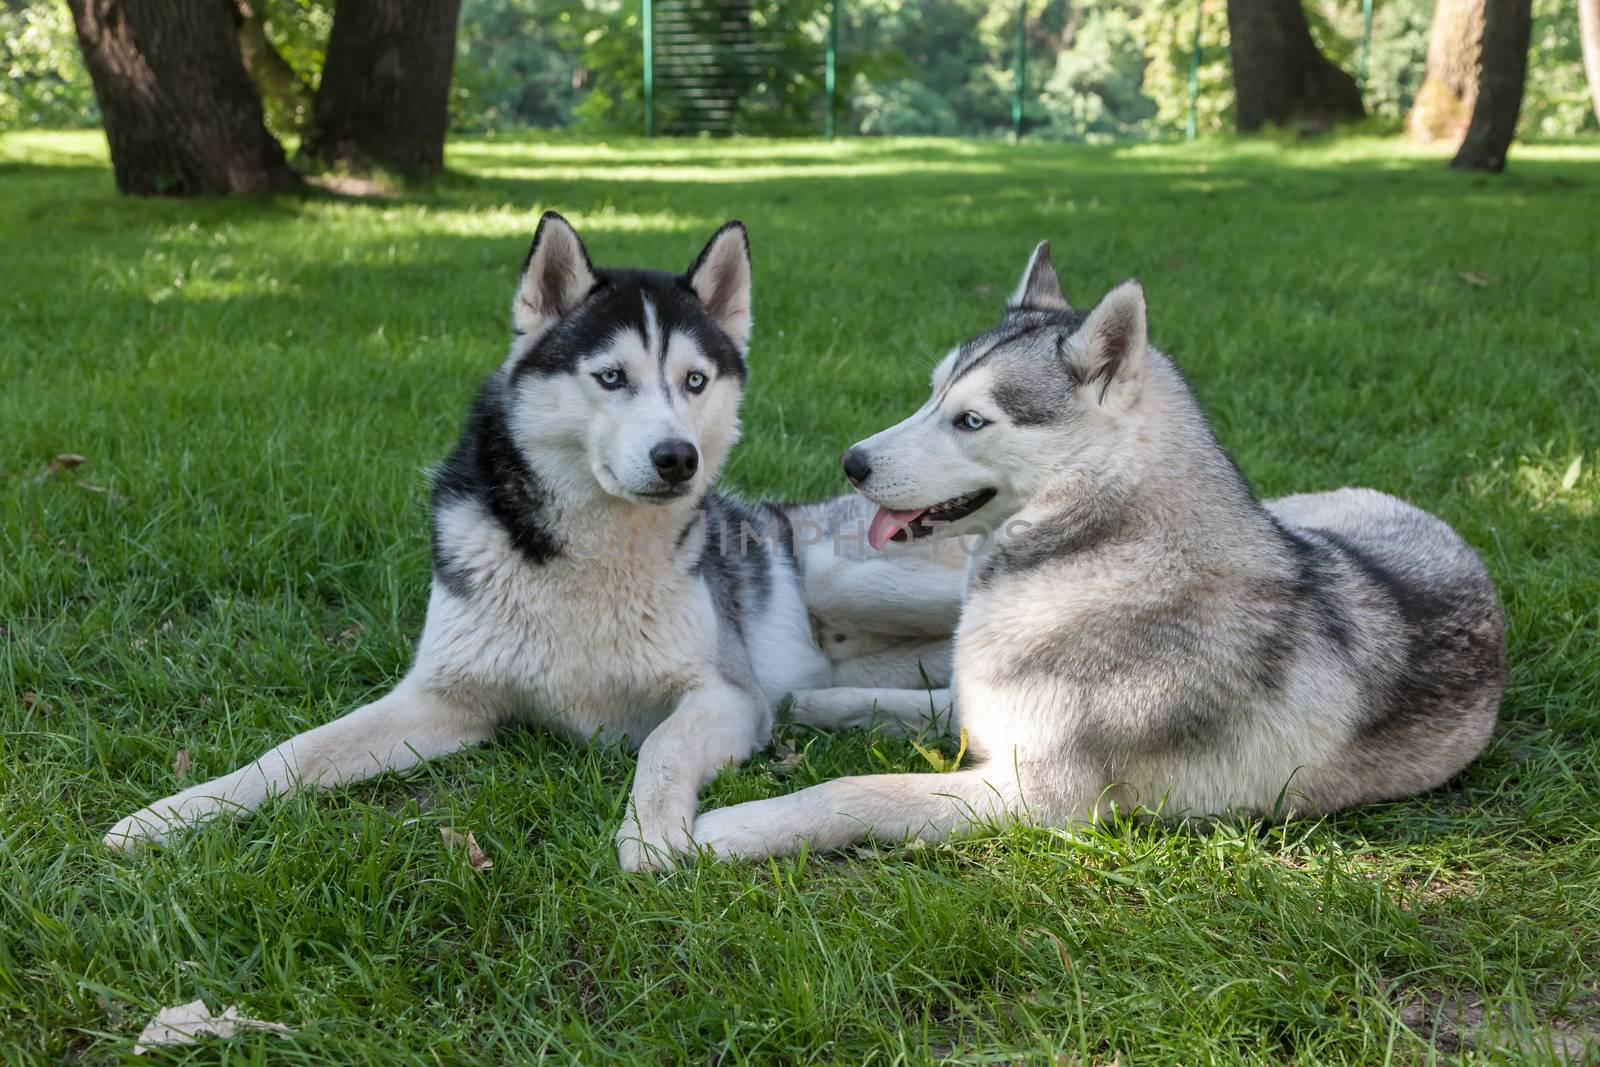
[45,453,87,477]
[1560,454,1583,492]
[172,748,191,781]
[440,827,494,870]
[771,749,805,777]
[133,999,291,1054]
[97,992,125,1028]
[324,622,366,647]
[1458,271,1496,287]
[306,173,396,199]
[76,481,109,494]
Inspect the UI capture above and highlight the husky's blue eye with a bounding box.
[685,371,708,394]
[955,411,987,431]
[595,368,626,389]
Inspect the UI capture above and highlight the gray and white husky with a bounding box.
[692,242,1506,860]
[104,213,962,870]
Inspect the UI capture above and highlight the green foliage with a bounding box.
[256,0,332,87]
[844,0,995,135]
[451,0,593,131]
[2,128,1599,1062]
[248,0,330,141]
[1134,0,1232,135]
[5,0,1596,142]
[734,0,834,135]
[1522,0,1599,138]
[842,0,1161,139]
[1038,3,1156,141]
[852,77,962,135]
[567,0,848,135]
[1349,0,1434,121]
[569,0,646,131]
[0,0,97,130]
[843,0,979,134]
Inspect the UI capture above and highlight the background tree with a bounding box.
[1582,0,1600,124]
[1226,0,1365,132]
[17,0,1595,146]
[1451,0,1532,169]
[1407,0,1481,141]
[302,0,464,174]
[63,0,298,195]
[233,0,315,139]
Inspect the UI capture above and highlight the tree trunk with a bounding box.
[1580,0,1600,126]
[1451,0,1532,171]
[303,0,464,175]
[232,0,313,135]
[1407,0,1483,143]
[65,0,298,196]
[1226,0,1366,133]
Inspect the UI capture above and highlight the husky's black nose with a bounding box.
[841,448,871,486]
[650,440,700,485]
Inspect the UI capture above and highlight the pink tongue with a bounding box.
[867,506,928,550]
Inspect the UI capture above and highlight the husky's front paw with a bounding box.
[102,794,217,850]
[615,822,690,873]
[690,804,779,863]
[103,807,175,850]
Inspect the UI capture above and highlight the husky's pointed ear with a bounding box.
[1009,240,1070,312]
[513,211,598,337]
[1067,279,1147,407]
[686,220,752,352]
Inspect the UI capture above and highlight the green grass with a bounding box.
[2,129,1598,1064]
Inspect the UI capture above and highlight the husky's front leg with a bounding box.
[104,679,492,848]
[691,767,1024,861]
[788,686,955,734]
[803,552,965,638]
[617,678,764,872]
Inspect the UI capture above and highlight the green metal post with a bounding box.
[1012,0,1025,138]
[825,0,838,139]
[643,0,655,137]
[1358,0,1374,92]
[1186,0,1202,140]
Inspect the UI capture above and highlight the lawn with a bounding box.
[1,129,1597,1064]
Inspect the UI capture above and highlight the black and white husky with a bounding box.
[104,214,962,870]
[692,242,1506,860]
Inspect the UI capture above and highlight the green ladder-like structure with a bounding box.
[645,0,771,136]
[641,0,1374,140]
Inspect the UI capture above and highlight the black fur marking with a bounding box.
[769,502,797,569]
[989,606,1244,768]
[992,377,1067,426]
[934,307,1091,412]
[694,494,778,635]
[674,510,703,551]
[1316,530,1505,747]
[977,489,1134,584]
[431,380,564,589]
[1272,522,1357,654]
[510,268,746,385]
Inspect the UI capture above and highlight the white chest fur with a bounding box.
[417,498,724,746]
